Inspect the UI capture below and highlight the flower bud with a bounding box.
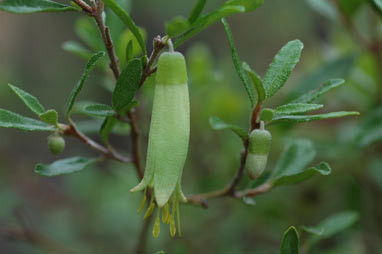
[48,134,65,155]
[245,122,272,179]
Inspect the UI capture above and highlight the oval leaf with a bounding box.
[35,157,97,177]
[8,84,45,115]
[112,58,142,112]
[0,109,55,132]
[39,109,58,126]
[275,104,323,115]
[271,139,316,184]
[270,111,359,124]
[281,226,300,254]
[291,79,345,104]
[263,40,304,98]
[0,0,76,14]
[83,104,115,117]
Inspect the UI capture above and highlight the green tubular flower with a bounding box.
[245,121,272,179]
[131,42,189,237]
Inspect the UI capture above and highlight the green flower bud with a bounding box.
[48,134,65,155]
[245,122,272,179]
[131,41,189,237]
[260,108,275,122]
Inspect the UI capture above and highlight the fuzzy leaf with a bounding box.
[263,40,304,98]
[271,139,316,184]
[83,104,115,117]
[304,211,359,246]
[112,58,142,112]
[275,104,323,115]
[66,52,105,117]
[243,62,265,103]
[222,18,256,106]
[103,0,146,54]
[280,226,300,254]
[270,111,359,124]
[291,79,345,104]
[209,116,248,140]
[35,157,97,177]
[0,0,76,13]
[0,109,55,132]
[39,109,58,126]
[8,84,45,115]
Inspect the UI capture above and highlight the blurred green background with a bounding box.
[0,0,381,253]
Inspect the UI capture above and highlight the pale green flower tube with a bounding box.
[131,46,189,237]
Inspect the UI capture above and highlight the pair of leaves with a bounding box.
[0,0,76,14]
[0,84,59,131]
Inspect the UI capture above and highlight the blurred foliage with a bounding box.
[0,0,381,254]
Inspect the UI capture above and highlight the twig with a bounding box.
[63,120,132,164]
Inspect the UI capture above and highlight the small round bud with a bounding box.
[48,135,65,155]
[260,108,275,122]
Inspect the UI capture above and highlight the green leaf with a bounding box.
[304,211,359,247]
[270,111,360,125]
[174,0,263,48]
[35,157,97,177]
[166,16,190,38]
[275,104,323,115]
[103,0,147,54]
[280,226,300,254]
[288,55,356,99]
[0,109,55,132]
[174,5,245,47]
[291,79,345,104]
[8,84,45,115]
[273,161,331,186]
[112,58,142,112]
[188,0,207,24]
[263,40,304,98]
[271,139,316,184]
[83,104,115,117]
[243,62,265,103]
[65,51,105,117]
[339,0,365,16]
[305,0,338,20]
[222,18,256,106]
[209,116,248,140]
[62,41,93,61]
[0,0,76,13]
[105,0,131,43]
[39,109,58,126]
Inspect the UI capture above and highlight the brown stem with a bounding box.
[72,0,92,13]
